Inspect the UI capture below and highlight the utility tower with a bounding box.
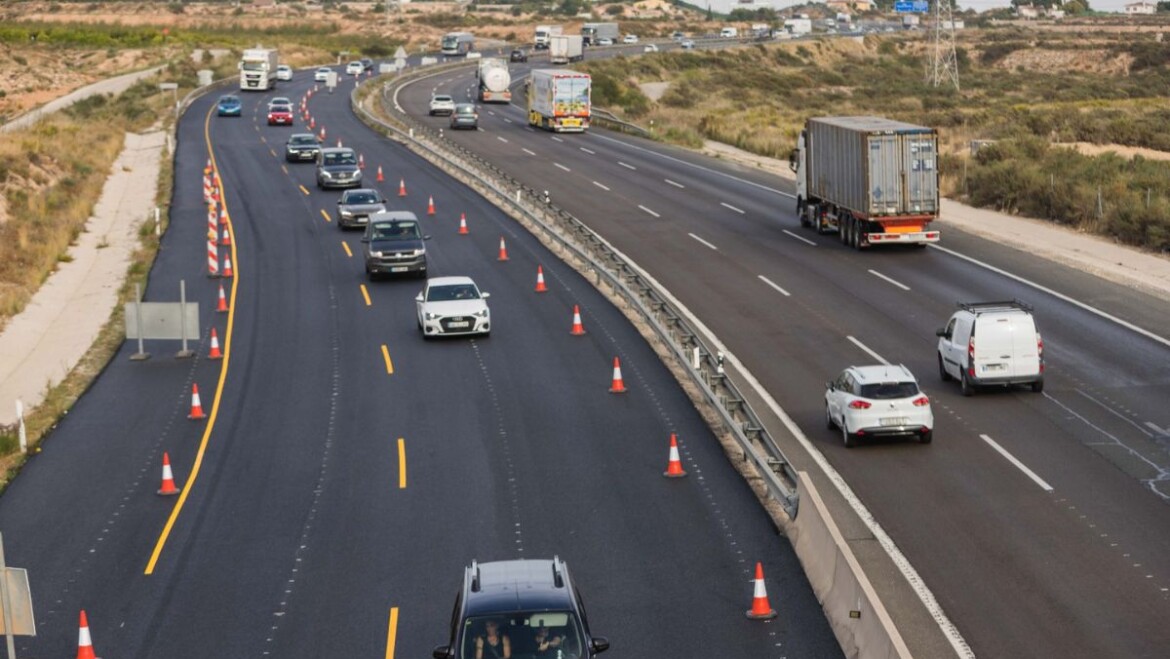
[926,0,960,91]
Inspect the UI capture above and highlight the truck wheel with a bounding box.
[851,220,861,249]
[840,216,850,244]
[797,199,808,227]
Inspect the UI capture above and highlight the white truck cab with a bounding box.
[936,301,1044,396]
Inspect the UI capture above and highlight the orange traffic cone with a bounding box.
[358,153,365,170]
[221,224,231,247]
[535,265,548,293]
[458,213,469,235]
[77,609,98,659]
[569,304,585,335]
[664,434,687,477]
[222,254,234,279]
[158,452,180,496]
[608,357,627,393]
[398,178,407,197]
[204,159,212,174]
[427,195,435,216]
[188,384,205,420]
[319,126,326,141]
[208,327,222,360]
[497,236,509,261]
[376,165,385,182]
[746,562,778,619]
[219,206,228,226]
[216,283,229,313]
[309,116,316,129]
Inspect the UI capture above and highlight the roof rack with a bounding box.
[551,555,565,588]
[470,559,481,592]
[957,300,1032,313]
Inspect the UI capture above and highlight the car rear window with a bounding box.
[859,382,919,399]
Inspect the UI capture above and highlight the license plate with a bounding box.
[983,364,1004,372]
[562,119,581,127]
[447,321,469,328]
[390,266,408,273]
[880,417,909,426]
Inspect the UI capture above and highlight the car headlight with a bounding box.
[424,312,440,321]
[320,171,332,179]
[411,248,426,257]
[369,250,382,258]
[474,308,489,318]
[340,210,353,217]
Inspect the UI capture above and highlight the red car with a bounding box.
[267,104,293,126]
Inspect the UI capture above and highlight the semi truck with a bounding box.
[239,48,279,91]
[548,34,584,65]
[527,69,591,133]
[789,116,940,249]
[581,22,619,45]
[784,18,812,36]
[477,57,511,103]
[534,24,563,50]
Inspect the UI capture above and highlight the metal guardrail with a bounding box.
[349,67,800,518]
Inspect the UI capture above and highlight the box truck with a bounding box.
[581,22,619,45]
[239,48,279,91]
[527,69,591,133]
[789,116,940,248]
[549,34,584,64]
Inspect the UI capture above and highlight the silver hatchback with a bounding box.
[335,188,387,230]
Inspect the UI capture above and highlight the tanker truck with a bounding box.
[789,116,940,248]
[477,57,511,103]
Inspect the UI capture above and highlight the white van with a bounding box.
[720,27,738,38]
[936,301,1044,395]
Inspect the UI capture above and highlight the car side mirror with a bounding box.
[336,200,342,205]
[826,382,835,391]
[423,235,432,241]
[935,328,947,338]
[432,646,453,659]
[360,237,369,243]
[591,637,610,654]
[415,293,424,303]
[481,292,490,299]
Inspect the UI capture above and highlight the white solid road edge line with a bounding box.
[980,435,1054,492]
[868,269,911,291]
[592,237,973,658]
[847,336,891,365]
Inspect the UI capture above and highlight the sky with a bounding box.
[703,1,1142,14]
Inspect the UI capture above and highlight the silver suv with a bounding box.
[315,147,361,190]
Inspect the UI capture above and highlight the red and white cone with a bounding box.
[77,609,98,659]
[746,562,778,619]
[336,138,342,148]
[188,384,205,420]
[398,178,407,197]
[309,116,316,129]
[497,236,509,261]
[427,195,435,216]
[458,213,469,235]
[358,153,365,170]
[204,158,212,175]
[664,433,687,478]
[569,304,585,335]
[535,265,548,293]
[158,452,180,496]
[222,254,234,279]
[376,165,385,182]
[608,357,627,393]
[216,283,229,313]
[219,205,229,226]
[208,327,222,360]
[221,223,231,247]
[319,126,326,141]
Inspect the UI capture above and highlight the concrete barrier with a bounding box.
[792,472,912,659]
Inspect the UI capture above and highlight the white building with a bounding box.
[1125,2,1157,14]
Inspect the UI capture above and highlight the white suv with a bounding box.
[936,301,1044,396]
[429,94,456,116]
[825,365,933,447]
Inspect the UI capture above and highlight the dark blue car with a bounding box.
[216,94,242,117]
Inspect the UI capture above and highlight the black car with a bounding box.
[362,211,429,279]
[432,557,609,659]
[285,133,321,162]
[510,48,528,63]
[360,57,374,71]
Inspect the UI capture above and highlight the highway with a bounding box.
[0,66,841,657]
[388,53,1170,658]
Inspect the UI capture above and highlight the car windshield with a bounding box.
[859,382,920,400]
[220,96,239,104]
[371,221,420,241]
[344,192,379,205]
[455,105,476,115]
[317,68,330,74]
[270,105,290,112]
[427,284,479,302]
[324,152,357,166]
[290,135,317,146]
[459,612,584,659]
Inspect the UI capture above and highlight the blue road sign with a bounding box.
[895,0,930,11]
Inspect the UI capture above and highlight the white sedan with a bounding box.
[623,34,639,44]
[825,364,933,447]
[276,65,293,81]
[416,276,491,338]
[314,67,332,82]
[346,61,364,75]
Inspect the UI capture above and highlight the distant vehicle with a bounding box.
[596,37,614,46]
[345,61,364,76]
[364,211,429,279]
[432,557,609,658]
[784,18,812,36]
[510,48,528,63]
[266,104,293,125]
[622,34,639,44]
[671,31,686,40]
[216,94,242,117]
[790,116,940,248]
[465,52,482,60]
[360,57,374,71]
[936,301,1044,395]
[534,24,563,50]
[680,39,695,49]
[449,103,479,130]
[720,27,739,38]
[477,58,511,103]
[284,133,321,162]
[415,276,491,338]
[275,64,293,81]
[239,48,279,91]
[527,69,590,133]
[429,94,456,116]
[581,22,619,46]
[549,34,584,65]
[440,31,475,56]
[335,188,387,230]
[825,364,933,448]
[315,147,361,190]
[314,67,332,82]
[643,43,659,53]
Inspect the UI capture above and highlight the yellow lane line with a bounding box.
[397,439,406,489]
[361,284,372,306]
[320,209,331,223]
[385,607,399,659]
[341,241,352,258]
[381,344,393,374]
[299,185,310,196]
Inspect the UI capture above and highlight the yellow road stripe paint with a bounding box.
[146,101,242,575]
[381,344,394,374]
[320,209,331,223]
[361,284,372,306]
[299,185,310,196]
[397,439,407,489]
[341,241,352,257]
[385,607,399,659]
